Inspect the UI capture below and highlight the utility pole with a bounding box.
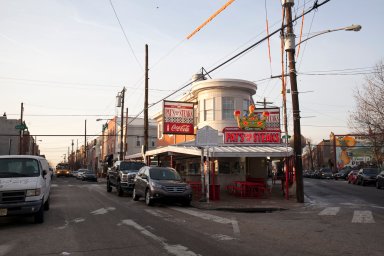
[307,140,314,170]
[84,120,87,167]
[125,108,128,156]
[257,97,273,108]
[119,87,126,161]
[144,44,149,159]
[19,102,24,155]
[283,0,304,203]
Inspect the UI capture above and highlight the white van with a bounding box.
[0,155,51,223]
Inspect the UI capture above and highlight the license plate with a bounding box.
[0,208,7,216]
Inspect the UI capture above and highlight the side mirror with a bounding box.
[43,170,48,176]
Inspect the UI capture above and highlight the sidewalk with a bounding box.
[97,178,305,212]
[190,183,305,212]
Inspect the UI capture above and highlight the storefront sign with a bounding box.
[234,105,280,131]
[223,127,281,144]
[163,100,194,135]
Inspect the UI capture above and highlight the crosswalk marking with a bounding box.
[318,207,340,216]
[352,210,375,223]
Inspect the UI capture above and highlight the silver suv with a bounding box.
[132,166,192,206]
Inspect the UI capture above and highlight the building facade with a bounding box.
[129,77,294,200]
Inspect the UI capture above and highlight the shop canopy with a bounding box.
[126,145,293,159]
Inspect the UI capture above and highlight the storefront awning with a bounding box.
[128,145,293,159]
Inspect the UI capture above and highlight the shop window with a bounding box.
[188,162,200,175]
[222,97,234,120]
[136,136,140,147]
[204,98,214,121]
[158,122,163,139]
[219,161,231,174]
[243,99,250,116]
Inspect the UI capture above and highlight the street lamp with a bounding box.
[296,24,362,46]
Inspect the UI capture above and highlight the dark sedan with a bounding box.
[356,168,379,186]
[376,170,384,189]
[82,170,98,182]
[334,169,350,180]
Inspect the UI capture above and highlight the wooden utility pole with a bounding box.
[119,87,126,161]
[125,108,128,157]
[19,102,24,155]
[283,0,304,203]
[84,120,87,167]
[144,44,149,157]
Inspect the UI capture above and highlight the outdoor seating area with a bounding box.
[226,179,269,198]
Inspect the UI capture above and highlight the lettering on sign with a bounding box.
[223,128,281,144]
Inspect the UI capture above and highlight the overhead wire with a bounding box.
[109,0,143,70]
[127,0,331,125]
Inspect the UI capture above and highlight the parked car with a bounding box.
[0,155,51,223]
[82,170,98,182]
[334,169,350,180]
[319,168,333,179]
[347,170,359,184]
[376,170,384,189]
[75,169,87,180]
[107,161,146,196]
[356,168,380,186]
[132,166,193,206]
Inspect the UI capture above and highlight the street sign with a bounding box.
[196,126,218,147]
[15,123,27,130]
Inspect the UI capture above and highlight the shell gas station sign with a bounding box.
[223,105,281,144]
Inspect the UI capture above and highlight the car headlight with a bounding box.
[26,188,41,197]
[150,181,163,189]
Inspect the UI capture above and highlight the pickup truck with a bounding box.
[106,161,146,196]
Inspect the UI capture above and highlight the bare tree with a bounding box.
[349,61,384,167]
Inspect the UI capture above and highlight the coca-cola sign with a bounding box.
[163,100,195,135]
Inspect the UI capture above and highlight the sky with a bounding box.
[1,0,383,165]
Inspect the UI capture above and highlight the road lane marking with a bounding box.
[120,219,200,256]
[90,207,115,215]
[318,207,340,216]
[352,210,375,223]
[169,207,240,236]
[145,209,186,224]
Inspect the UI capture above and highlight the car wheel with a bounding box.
[34,202,44,224]
[107,179,112,192]
[117,181,124,197]
[132,188,139,201]
[44,196,50,211]
[145,189,153,206]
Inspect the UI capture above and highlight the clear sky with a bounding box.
[1,0,383,165]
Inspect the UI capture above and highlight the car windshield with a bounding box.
[85,170,94,174]
[149,168,181,181]
[363,168,379,175]
[0,158,40,178]
[120,162,145,172]
[322,169,332,173]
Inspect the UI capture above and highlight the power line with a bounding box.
[109,0,142,70]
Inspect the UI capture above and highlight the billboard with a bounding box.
[163,100,194,135]
[332,134,375,169]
